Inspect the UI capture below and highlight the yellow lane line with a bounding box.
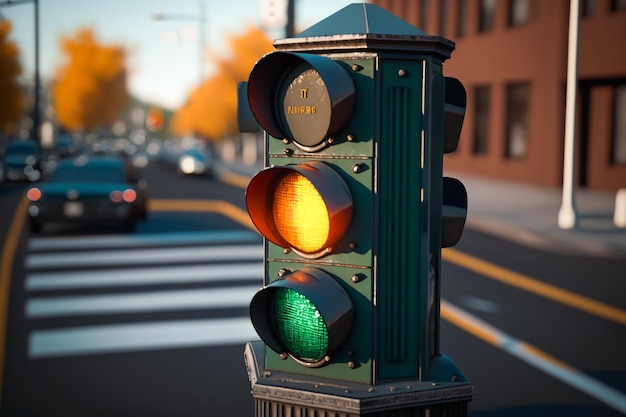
[0,196,28,402]
[219,170,252,189]
[442,247,626,327]
[149,199,255,230]
[440,300,576,372]
[441,299,626,414]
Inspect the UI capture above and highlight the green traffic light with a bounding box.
[249,267,355,369]
[272,288,328,362]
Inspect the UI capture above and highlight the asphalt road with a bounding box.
[0,160,259,417]
[0,158,624,416]
[441,227,626,416]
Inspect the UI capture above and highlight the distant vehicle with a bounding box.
[3,140,43,182]
[178,148,214,177]
[54,133,79,158]
[26,155,148,234]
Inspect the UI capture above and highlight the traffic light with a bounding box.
[146,107,164,132]
[243,50,374,382]
[240,3,471,414]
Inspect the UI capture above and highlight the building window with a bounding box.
[479,0,496,32]
[439,0,449,37]
[505,83,530,159]
[420,0,430,32]
[473,86,491,154]
[582,0,595,17]
[613,85,626,164]
[456,0,468,37]
[508,0,530,26]
[611,0,626,11]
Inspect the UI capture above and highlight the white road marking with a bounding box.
[28,230,260,251]
[442,299,626,415]
[25,244,263,269]
[26,286,260,318]
[26,262,262,291]
[29,317,257,358]
[457,295,500,313]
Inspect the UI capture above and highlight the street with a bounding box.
[442,227,626,416]
[0,159,625,416]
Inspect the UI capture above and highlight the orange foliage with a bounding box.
[0,20,24,134]
[52,28,128,132]
[171,26,273,140]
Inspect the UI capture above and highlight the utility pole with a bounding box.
[286,0,294,38]
[558,0,581,229]
[153,1,207,85]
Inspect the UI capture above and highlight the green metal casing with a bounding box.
[249,4,461,386]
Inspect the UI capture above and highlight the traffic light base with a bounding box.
[244,341,472,417]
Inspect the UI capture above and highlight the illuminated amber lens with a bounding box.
[272,172,329,253]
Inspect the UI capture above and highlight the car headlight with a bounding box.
[180,156,197,174]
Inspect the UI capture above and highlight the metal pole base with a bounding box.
[244,341,472,417]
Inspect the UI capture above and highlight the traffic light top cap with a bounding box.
[274,3,455,58]
[296,4,426,37]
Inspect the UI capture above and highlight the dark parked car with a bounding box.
[3,140,43,182]
[26,155,148,233]
[54,133,79,158]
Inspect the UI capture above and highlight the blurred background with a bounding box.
[2,0,625,192]
[0,0,354,169]
[1,1,626,417]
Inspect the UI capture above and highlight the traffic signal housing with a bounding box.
[240,4,471,411]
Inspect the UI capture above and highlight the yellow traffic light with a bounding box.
[246,161,352,259]
[146,107,164,132]
[272,171,329,253]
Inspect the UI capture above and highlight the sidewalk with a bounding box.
[218,160,626,259]
[452,171,626,259]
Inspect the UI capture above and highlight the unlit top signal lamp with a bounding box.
[247,51,356,152]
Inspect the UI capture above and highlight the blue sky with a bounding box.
[1,0,358,110]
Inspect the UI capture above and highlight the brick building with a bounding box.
[370,0,626,191]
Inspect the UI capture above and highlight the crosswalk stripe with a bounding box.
[26,244,263,270]
[26,263,263,291]
[28,230,260,252]
[29,317,257,358]
[24,230,265,357]
[26,286,260,318]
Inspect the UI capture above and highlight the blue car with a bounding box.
[3,140,43,182]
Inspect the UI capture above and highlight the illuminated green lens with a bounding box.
[272,287,328,362]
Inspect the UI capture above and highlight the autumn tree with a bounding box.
[170,26,273,140]
[52,28,128,132]
[0,20,24,135]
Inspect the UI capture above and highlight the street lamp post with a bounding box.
[153,1,206,85]
[558,0,580,229]
[1,0,40,142]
